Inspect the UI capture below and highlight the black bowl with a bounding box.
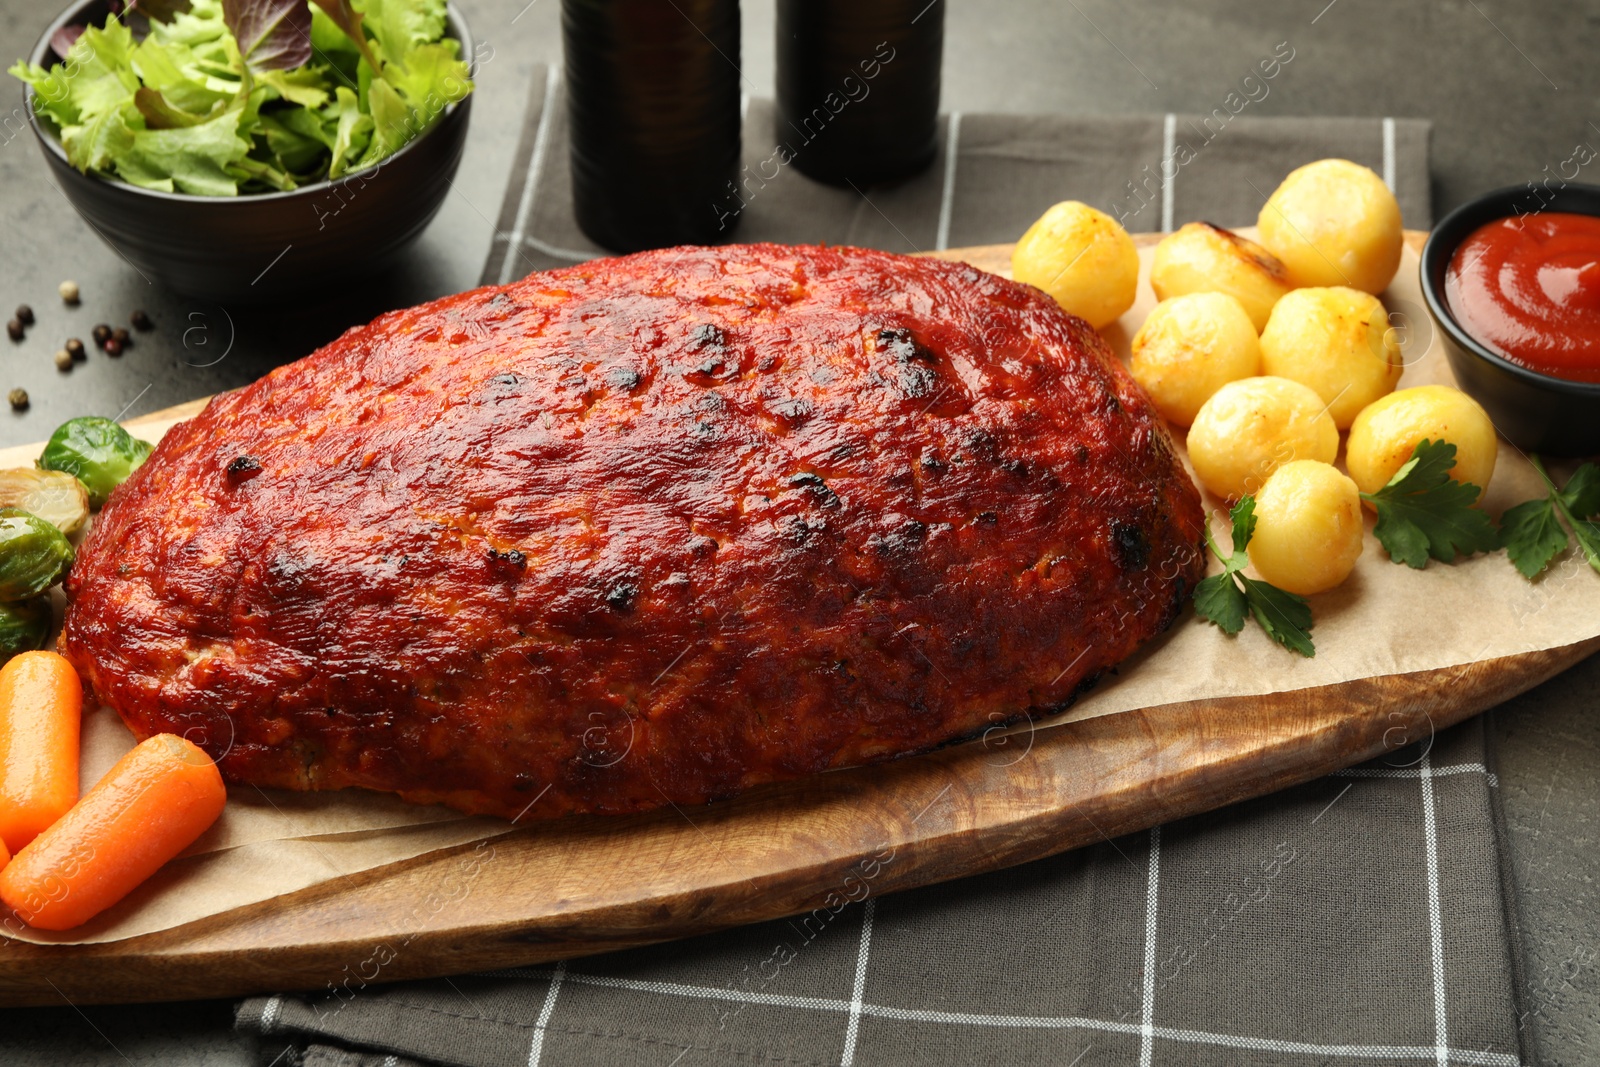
[23,0,473,303]
[1420,182,1600,457]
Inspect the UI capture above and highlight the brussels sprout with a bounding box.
[38,417,154,509]
[0,468,89,534]
[0,509,74,601]
[0,596,51,663]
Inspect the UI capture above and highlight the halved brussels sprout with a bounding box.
[0,468,90,534]
[38,416,154,509]
[0,596,51,664]
[0,508,74,601]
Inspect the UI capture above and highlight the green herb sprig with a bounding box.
[1499,457,1600,579]
[1360,438,1498,569]
[1193,496,1316,657]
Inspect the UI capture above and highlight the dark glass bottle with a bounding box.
[776,0,945,187]
[562,0,743,251]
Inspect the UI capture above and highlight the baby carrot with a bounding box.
[0,651,83,854]
[0,733,226,931]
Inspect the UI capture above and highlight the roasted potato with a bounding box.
[1247,460,1365,595]
[1129,292,1262,427]
[1186,376,1339,501]
[1257,159,1403,294]
[1149,222,1292,332]
[1012,201,1140,329]
[1259,286,1402,429]
[1346,385,1498,500]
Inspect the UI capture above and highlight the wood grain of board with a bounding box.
[1,232,1591,1006]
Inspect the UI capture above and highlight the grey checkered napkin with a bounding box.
[238,723,1527,1067]
[240,67,1533,1067]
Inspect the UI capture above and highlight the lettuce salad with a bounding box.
[10,0,473,196]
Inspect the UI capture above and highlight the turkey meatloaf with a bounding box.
[60,243,1206,818]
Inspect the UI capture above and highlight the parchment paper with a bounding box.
[7,239,1598,946]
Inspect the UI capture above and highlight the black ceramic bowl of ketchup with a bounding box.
[1420,183,1600,457]
[22,0,473,304]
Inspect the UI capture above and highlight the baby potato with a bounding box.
[1258,159,1404,294]
[1259,286,1402,429]
[1129,292,1262,426]
[1347,385,1498,500]
[1012,201,1140,329]
[1186,376,1339,501]
[1247,460,1365,595]
[1149,221,1292,332]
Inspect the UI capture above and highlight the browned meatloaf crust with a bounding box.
[60,243,1206,819]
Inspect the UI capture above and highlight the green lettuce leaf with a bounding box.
[355,74,410,167]
[66,19,142,118]
[257,107,332,172]
[358,0,445,64]
[12,0,473,192]
[227,153,297,190]
[60,101,139,171]
[258,66,330,107]
[309,0,381,72]
[154,0,231,52]
[324,84,372,177]
[383,39,469,116]
[113,107,251,194]
[131,36,234,114]
[308,5,360,56]
[134,85,211,127]
[9,60,82,129]
[19,16,142,135]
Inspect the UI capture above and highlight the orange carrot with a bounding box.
[0,651,83,854]
[0,733,226,930]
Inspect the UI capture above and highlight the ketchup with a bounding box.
[1446,212,1600,383]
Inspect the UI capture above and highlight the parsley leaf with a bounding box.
[1240,576,1316,658]
[1194,566,1247,636]
[1192,496,1315,656]
[1558,462,1600,516]
[1500,497,1569,579]
[1573,518,1600,572]
[1500,457,1600,579]
[1360,439,1498,568]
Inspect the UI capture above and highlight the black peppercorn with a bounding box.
[14,305,33,327]
[130,310,152,331]
[103,337,123,357]
[65,338,85,361]
[92,323,112,347]
[5,320,21,342]
[111,327,130,347]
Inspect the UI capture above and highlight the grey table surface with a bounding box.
[0,0,1598,1063]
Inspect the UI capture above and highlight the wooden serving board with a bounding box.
[0,233,1593,1007]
